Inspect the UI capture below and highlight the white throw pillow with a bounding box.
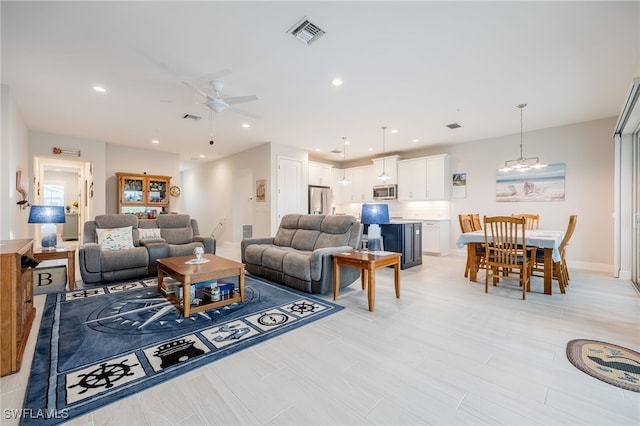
[138,228,162,240]
[96,226,134,250]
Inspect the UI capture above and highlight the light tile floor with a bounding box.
[1,246,638,425]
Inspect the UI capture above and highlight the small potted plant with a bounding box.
[72,201,79,213]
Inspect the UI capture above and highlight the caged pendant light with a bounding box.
[339,136,350,184]
[499,104,547,172]
[377,126,391,181]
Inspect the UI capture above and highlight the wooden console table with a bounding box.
[1,239,36,375]
[332,250,402,312]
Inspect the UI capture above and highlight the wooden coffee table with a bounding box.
[332,250,402,312]
[156,253,245,317]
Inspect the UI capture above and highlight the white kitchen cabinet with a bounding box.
[426,155,450,200]
[372,155,400,185]
[344,166,373,203]
[397,154,450,201]
[309,162,332,186]
[422,220,450,255]
[397,157,427,200]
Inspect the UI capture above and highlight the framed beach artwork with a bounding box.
[452,172,467,198]
[256,179,266,202]
[496,163,565,202]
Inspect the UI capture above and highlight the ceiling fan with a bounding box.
[184,79,258,114]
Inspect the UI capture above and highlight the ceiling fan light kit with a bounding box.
[499,103,547,173]
[184,77,258,115]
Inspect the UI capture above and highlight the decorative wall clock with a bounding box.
[169,186,181,197]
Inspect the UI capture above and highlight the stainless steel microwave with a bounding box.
[373,184,397,200]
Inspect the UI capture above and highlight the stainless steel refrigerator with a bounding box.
[308,185,333,215]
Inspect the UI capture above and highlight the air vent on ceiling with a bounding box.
[183,113,201,121]
[446,122,462,129]
[288,17,325,45]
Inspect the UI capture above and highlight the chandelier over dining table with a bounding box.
[499,103,547,172]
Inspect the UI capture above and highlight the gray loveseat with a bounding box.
[241,214,363,294]
[79,214,215,284]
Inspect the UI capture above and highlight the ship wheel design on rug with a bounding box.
[566,339,640,392]
[69,359,140,395]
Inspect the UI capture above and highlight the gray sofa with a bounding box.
[79,214,216,284]
[241,214,363,294]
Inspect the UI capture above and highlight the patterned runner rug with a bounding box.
[566,339,640,392]
[21,275,342,425]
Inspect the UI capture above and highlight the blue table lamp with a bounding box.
[28,205,66,250]
[361,203,389,250]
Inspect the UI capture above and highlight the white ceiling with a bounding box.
[2,1,639,169]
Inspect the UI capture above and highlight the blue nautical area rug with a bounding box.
[21,276,343,425]
[566,339,640,393]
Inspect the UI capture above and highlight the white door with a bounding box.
[277,157,302,229]
[232,168,253,243]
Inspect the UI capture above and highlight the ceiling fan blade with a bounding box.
[182,80,211,100]
[224,95,259,105]
[228,106,261,120]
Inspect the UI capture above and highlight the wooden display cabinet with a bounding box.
[1,239,36,376]
[116,172,171,215]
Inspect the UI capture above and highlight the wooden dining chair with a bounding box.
[458,214,484,278]
[512,213,540,230]
[533,215,577,293]
[484,216,535,300]
[471,213,482,231]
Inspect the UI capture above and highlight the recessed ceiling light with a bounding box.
[315,148,321,152]
[367,147,373,151]
[390,129,399,134]
[242,123,250,128]
[199,154,205,158]
[93,86,106,93]
[412,139,419,143]
[332,78,343,86]
[151,140,159,144]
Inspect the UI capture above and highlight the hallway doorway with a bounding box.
[33,156,94,244]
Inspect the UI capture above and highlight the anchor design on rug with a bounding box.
[213,323,252,342]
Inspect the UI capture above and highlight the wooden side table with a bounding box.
[33,246,77,290]
[332,250,402,312]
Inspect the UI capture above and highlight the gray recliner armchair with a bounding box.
[79,214,215,284]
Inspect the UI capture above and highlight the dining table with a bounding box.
[456,229,565,295]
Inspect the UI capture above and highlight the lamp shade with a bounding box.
[28,205,66,224]
[361,204,390,225]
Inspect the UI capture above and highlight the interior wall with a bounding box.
[104,145,182,214]
[325,118,614,269]
[403,117,615,270]
[0,84,30,239]
[181,143,272,246]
